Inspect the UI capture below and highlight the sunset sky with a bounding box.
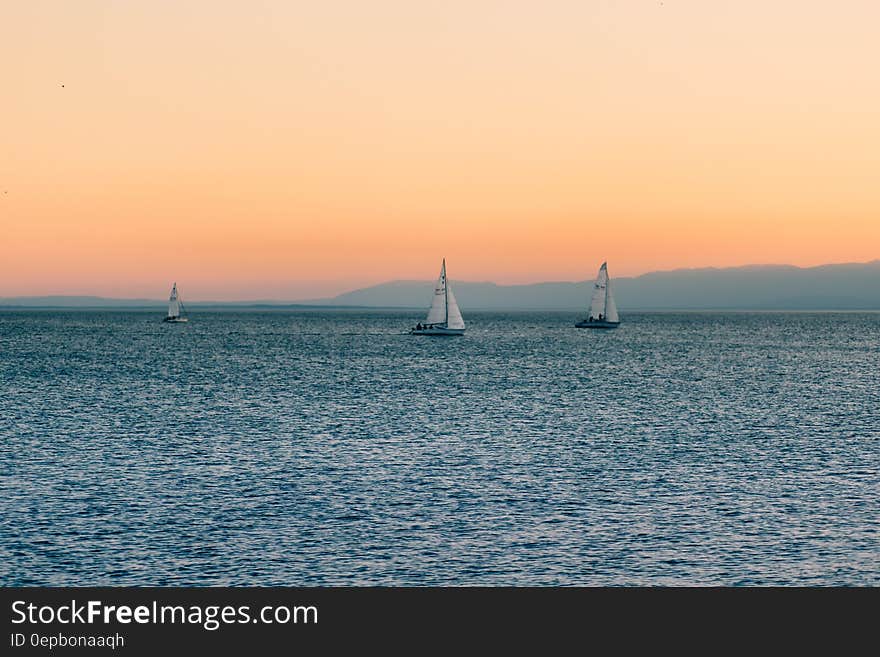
[2,1,879,300]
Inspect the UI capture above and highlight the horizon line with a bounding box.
[2,257,879,304]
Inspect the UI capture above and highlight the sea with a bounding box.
[1,310,877,585]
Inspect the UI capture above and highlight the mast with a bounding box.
[603,264,609,318]
[443,258,448,326]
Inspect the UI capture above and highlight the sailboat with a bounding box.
[575,262,620,329]
[162,282,189,323]
[410,259,465,336]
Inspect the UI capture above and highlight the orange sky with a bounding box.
[2,1,879,300]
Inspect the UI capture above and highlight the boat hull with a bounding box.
[163,317,188,323]
[574,320,619,329]
[410,327,464,336]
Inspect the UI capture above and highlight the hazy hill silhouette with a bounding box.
[309,260,880,310]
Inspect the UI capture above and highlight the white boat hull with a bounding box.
[163,317,188,323]
[575,319,619,329]
[410,326,464,336]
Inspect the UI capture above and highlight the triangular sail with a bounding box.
[445,281,465,329]
[588,263,609,319]
[604,270,619,323]
[424,261,448,325]
[167,283,180,318]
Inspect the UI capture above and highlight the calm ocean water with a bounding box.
[1,310,877,585]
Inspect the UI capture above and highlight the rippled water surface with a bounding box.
[1,310,878,585]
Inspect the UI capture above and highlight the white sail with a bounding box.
[167,283,180,318]
[445,281,465,329]
[588,263,609,320]
[424,260,449,325]
[604,271,619,323]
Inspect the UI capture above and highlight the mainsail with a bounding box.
[424,259,465,329]
[588,263,609,319]
[425,264,448,325]
[167,283,181,319]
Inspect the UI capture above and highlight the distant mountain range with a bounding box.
[0,296,166,308]
[0,296,330,309]
[307,260,880,310]
[3,261,879,310]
